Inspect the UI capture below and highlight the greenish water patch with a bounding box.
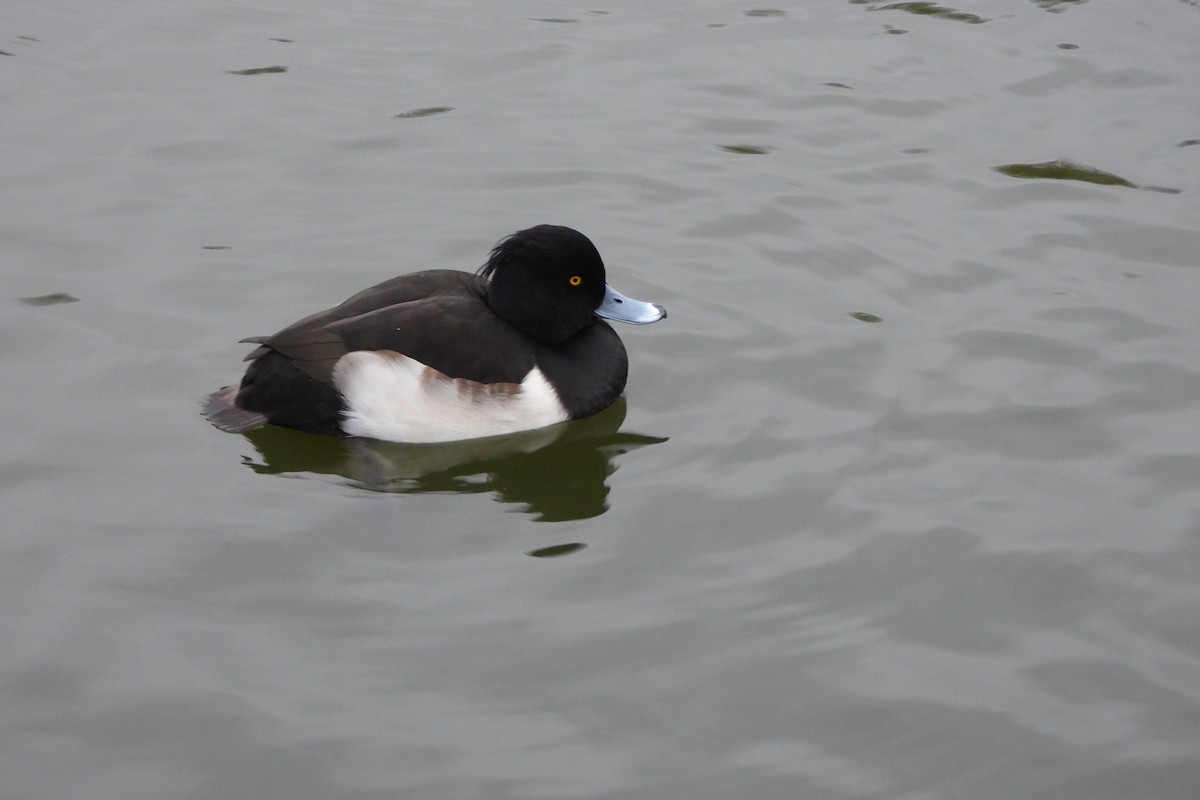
[526,543,587,558]
[719,144,770,155]
[993,160,1135,187]
[227,66,287,76]
[393,106,454,119]
[850,311,884,323]
[993,160,1182,194]
[858,2,988,24]
[20,293,80,306]
[993,160,1180,194]
[1032,0,1088,11]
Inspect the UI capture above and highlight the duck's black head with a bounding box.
[479,225,609,345]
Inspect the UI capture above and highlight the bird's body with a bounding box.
[203,226,665,443]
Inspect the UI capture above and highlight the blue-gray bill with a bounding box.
[596,283,667,325]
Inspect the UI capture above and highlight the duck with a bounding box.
[203,225,666,443]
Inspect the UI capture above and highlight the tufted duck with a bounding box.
[203,225,665,443]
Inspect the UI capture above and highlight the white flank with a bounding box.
[332,350,568,443]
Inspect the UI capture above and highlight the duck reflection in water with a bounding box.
[236,399,666,522]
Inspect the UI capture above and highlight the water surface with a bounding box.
[3,2,1199,798]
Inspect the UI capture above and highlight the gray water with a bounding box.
[3,2,1200,798]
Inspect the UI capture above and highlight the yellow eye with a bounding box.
[568,275,582,286]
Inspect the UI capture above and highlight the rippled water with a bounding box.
[4,2,1200,798]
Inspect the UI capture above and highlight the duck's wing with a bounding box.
[240,270,483,360]
[246,292,537,387]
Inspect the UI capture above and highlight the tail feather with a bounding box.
[203,385,269,433]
